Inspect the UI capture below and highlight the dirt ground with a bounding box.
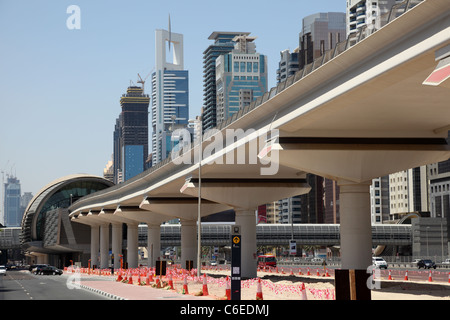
[157,269,450,300]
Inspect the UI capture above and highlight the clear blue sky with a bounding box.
[0,0,346,196]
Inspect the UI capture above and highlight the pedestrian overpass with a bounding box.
[151,223,412,247]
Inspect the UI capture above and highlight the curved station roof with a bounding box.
[20,174,114,251]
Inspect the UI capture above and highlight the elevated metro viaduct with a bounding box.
[68,0,450,299]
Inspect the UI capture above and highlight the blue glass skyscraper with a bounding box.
[113,86,150,183]
[202,32,250,132]
[3,176,22,227]
[215,34,268,126]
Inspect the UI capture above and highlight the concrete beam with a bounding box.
[265,137,450,183]
[180,178,310,209]
[140,197,231,220]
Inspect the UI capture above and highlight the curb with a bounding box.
[79,284,126,300]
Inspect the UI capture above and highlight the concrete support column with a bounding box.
[111,223,122,269]
[235,209,257,279]
[127,223,139,269]
[180,219,197,269]
[100,223,110,269]
[147,224,161,268]
[337,180,372,270]
[90,225,100,268]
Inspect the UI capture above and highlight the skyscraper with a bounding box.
[114,86,150,182]
[151,29,189,164]
[276,49,300,83]
[202,31,250,132]
[346,0,403,38]
[429,159,450,218]
[3,176,22,227]
[299,12,346,69]
[215,34,267,126]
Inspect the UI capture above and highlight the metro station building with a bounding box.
[20,174,114,267]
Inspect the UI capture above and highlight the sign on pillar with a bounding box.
[289,240,297,255]
[231,225,241,300]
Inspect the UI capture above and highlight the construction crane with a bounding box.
[137,68,154,94]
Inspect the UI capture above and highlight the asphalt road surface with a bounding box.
[0,269,110,300]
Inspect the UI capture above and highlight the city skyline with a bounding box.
[0,1,346,195]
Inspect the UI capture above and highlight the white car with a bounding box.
[0,265,6,276]
[372,257,388,269]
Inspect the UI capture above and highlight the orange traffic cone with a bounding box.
[404,270,409,281]
[225,276,231,300]
[448,272,450,284]
[301,283,307,300]
[428,270,433,282]
[316,269,320,276]
[168,274,174,289]
[307,268,311,276]
[128,272,134,284]
[256,278,263,300]
[202,274,209,296]
[325,269,330,277]
[116,269,122,282]
[388,270,393,280]
[182,276,189,294]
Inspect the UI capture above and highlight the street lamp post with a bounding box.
[189,117,203,278]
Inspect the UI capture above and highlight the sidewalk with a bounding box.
[70,273,214,300]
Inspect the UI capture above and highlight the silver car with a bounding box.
[0,265,6,276]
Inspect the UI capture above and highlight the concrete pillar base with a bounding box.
[100,224,110,269]
[180,220,197,269]
[337,180,372,300]
[147,224,161,268]
[127,223,138,269]
[235,209,257,279]
[111,223,122,269]
[90,225,99,268]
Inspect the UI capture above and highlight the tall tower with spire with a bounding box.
[151,28,189,164]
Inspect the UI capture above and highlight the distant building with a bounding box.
[276,49,300,83]
[428,159,450,218]
[389,166,429,219]
[151,29,189,165]
[215,34,268,125]
[114,86,150,183]
[202,31,250,132]
[346,0,402,38]
[322,178,339,224]
[3,176,22,227]
[370,176,390,224]
[103,156,114,182]
[299,12,346,69]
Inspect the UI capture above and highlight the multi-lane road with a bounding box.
[0,269,110,300]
